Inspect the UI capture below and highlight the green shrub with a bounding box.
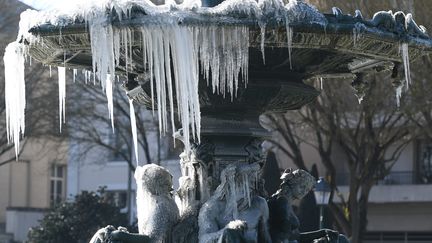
[28,189,129,243]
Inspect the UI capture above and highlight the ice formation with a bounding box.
[88,17,116,130]
[400,43,412,90]
[73,69,77,83]
[4,43,26,158]
[129,99,139,164]
[58,66,66,132]
[395,84,403,107]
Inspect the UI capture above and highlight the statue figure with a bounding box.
[89,164,179,243]
[268,169,349,243]
[198,163,272,243]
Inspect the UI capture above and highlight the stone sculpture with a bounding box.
[90,163,349,243]
[89,164,179,243]
[268,169,349,243]
[198,163,271,243]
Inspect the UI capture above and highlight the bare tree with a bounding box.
[265,74,413,243]
[65,77,161,172]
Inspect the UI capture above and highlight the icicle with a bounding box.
[400,43,412,90]
[106,75,115,132]
[84,21,250,156]
[129,99,139,165]
[227,172,238,219]
[320,77,323,90]
[395,85,402,107]
[285,18,293,69]
[198,165,208,202]
[58,66,66,132]
[4,42,26,159]
[89,17,116,131]
[73,69,77,83]
[244,174,251,207]
[259,24,266,64]
[49,65,52,77]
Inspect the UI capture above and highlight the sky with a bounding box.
[19,0,73,10]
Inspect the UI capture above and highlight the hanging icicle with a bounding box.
[285,18,293,69]
[4,42,26,159]
[58,66,66,132]
[131,25,249,154]
[129,99,139,165]
[400,43,412,90]
[88,16,116,132]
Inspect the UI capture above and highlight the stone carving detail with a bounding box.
[350,73,368,103]
[266,83,320,113]
[245,138,266,165]
[177,139,216,211]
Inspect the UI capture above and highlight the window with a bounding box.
[50,164,66,206]
[417,139,432,184]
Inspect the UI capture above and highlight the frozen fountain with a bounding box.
[4,0,432,242]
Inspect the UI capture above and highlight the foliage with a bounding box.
[28,189,129,243]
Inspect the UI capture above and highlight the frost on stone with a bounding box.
[353,22,364,47]
[134,164,179,240]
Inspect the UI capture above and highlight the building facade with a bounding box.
[0,138,68,242]
[276,139,432,242]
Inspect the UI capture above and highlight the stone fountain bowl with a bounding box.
[23,3,432,117]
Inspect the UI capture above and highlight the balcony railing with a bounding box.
[335,171,432,186]
[365,231,432,243]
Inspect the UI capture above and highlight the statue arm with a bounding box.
[198,203,224,243]
[299,229,342,243]
[110,231,151,243]
[88,226,151,243]
[198,202,246,243]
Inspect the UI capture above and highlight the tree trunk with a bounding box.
[350,182,372,243]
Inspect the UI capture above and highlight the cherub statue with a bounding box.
[268,169,349,243]
[198,163,272,243]
[89,164,179,243]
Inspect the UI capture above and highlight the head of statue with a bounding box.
[280,168,316,200]
[135,164,173,196]
[236,163,261,195]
